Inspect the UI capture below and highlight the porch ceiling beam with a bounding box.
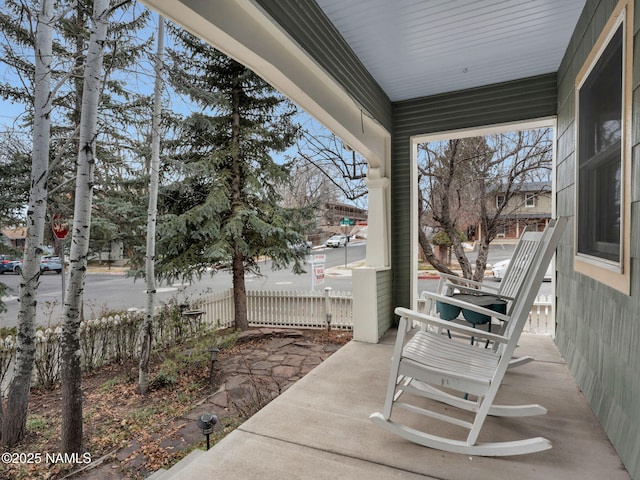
[139,0,390,172]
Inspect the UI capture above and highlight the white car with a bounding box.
[491,259,552,281]
[326,235,347,248]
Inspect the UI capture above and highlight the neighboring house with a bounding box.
[307,202,368,246]
[490,181,552,239]
[323,202,367,227]
[140,1,638,476]
[1,227,27,250]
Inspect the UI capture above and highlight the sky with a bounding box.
[0,5,366,215]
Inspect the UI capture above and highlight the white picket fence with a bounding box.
[1,289,554,392]
[525,295,555,335]
[194,288,353,330]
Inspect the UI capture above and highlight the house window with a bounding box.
[496,194,505,209]
[577,23,622,263]
[574,0,631,294]
[525,194,535,208]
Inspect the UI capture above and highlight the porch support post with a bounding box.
[364,168,389,268]
[353,167,391,343]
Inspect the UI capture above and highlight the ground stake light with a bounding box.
[197,413,218,450]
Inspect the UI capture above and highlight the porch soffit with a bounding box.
[315,0,587,102]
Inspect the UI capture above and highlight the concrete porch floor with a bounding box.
[169,331,630,480]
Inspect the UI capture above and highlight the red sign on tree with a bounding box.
[52,214,70,240]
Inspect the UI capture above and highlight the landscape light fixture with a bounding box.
[197,413,218,450]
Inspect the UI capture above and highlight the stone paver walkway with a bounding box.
[73,328,349,479]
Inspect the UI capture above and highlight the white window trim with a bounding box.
[525,193,535,207]
[573,0,632,295]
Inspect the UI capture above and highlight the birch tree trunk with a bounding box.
[2,0,54,447]
[60,0,110,454]
[138,15,164,395]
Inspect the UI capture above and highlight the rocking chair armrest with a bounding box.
[395,307,509,344]
[419,291,511,323]
[435,274,502,298]
[450,285,514,304]
[446,284,504,297]
[437,273,492,290]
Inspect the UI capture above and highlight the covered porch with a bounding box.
[150,333,629,479]
[139,0,639,477]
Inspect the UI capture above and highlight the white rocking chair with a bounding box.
[420,227,547,367]
[370,217,567,456]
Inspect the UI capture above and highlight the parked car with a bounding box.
[491,259,552,281]
[12,255,63,275]
[0,255,19,274]
[326,235,348,248]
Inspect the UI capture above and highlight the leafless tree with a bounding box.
[295,130,367,207]
[60,0,110,454]
[280,159,337,209]
[418,129,552,281]
[139,14,164,396]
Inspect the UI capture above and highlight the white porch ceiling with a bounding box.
[315,0,586,102]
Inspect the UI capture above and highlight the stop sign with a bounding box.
[52,214,70,240]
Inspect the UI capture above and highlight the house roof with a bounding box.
[500,181,552,193]
[1,227,28,240]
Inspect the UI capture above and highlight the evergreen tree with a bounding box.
[49,1,153,258]
[159,27,309,330]
[0,132,30,225]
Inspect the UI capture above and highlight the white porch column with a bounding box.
[353,167,391,343]
[363,168,389,267]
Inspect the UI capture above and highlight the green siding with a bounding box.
[556,1,640,478]
[376,268,393,336]
[391,74,558,309]
[254,0,392,132]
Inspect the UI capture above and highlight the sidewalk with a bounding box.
[325,260,478,281]
[85,259,130,275]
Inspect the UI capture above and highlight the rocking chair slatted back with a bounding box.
[497,230,544,301]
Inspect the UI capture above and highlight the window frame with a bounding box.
[573,0,632,295]
[525,193,535,208]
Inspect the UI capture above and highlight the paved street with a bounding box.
[0,243,365,328]
[0,241,551,329]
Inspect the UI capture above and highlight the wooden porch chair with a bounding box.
[419,227,548,364]
[421,227,543,322]
[370,217,567,456]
